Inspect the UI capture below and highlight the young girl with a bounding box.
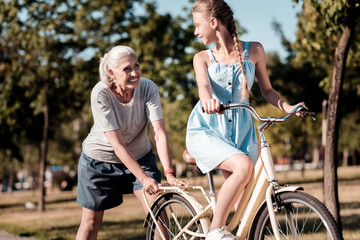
[186,1,306,239]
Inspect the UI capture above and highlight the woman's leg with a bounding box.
[134,190,168,240]
[209,154,254,231]
[76,208,104,240]
[134,189,158,213]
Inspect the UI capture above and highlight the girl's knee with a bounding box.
[221,154,254,179]
[232,157,253,179]
[244,158,254,172]
[235,155,253,170]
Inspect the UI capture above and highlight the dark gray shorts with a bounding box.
[76,151,161,211]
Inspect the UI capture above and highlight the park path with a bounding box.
[0,231,38,240]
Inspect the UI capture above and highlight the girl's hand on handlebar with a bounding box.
[289,102,308,117]
[202,99,224,115]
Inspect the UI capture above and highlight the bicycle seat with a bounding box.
[182,149,197,166]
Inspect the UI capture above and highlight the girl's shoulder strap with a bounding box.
[207,49,216,63]
[244,42,249,60]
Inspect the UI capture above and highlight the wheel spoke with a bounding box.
[250,192,341,240]
[146,193,205,240]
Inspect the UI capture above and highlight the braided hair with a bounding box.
[193,0,249,100]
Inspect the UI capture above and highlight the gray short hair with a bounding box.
[99,46,136,86]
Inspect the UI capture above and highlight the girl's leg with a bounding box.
[210,154,254,231]
[76,208,104,240]
[222,171,246,211]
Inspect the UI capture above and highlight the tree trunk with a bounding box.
[342,148,349,166]
[38,86,49,212]
[7,157,14,194]
[324,0,357,236]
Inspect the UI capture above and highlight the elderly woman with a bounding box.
[76,45,184,239]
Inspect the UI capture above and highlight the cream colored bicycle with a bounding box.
[143,103,341,240]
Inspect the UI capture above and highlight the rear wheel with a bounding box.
[249,191,341,240]
[146,193,205,240]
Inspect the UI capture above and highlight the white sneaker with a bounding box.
[205,226,236,240]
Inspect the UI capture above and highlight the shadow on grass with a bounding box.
[341,201,360,209]
[342,214,360,231]
[0,195,76,209]
[14,224,79,240]
[46,197,77,205]
[0,202,26,209]
[100,219,146,240]
[225,201,360,236]
[41,200,359,240]
[2,207,359,240]
[279,176,360,185]
[340,202,360,232]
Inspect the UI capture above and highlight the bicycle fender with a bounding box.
[143,192,170,228]
[275,185,304,194]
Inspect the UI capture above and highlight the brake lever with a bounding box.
[300,111,316,121]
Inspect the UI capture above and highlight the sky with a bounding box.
[154,0,302,61]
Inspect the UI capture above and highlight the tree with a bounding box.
[324,1,358,234]
[0,0,201,210]
[0,0,100,211]
[292,0,360,235]
[73,0,202,163]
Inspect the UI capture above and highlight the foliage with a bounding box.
[291,0,359,230]
[292,0,360,98]
[289,0,360,155]
[0,0,139,193]
[339,110,360,156]
[254,104,321,161]
[0,0,201,185]
[1,0,359,194]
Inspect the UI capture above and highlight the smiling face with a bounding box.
[193,11,216,46]
[109,54,141,92]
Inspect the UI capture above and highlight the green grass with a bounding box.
[0,190,147,239]
[0,165,359,240]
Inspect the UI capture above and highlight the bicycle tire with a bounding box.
[146,192,205,240]
[249,191,341,240]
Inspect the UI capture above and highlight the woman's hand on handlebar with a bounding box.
[288,102,308,117]
[142,176,160,195]
[202,99,224,115]
[165,174,187,187]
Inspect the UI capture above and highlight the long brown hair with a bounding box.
[193,0,249,100]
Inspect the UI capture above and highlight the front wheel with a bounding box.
[146,192,205,240]
[249,191,341,240]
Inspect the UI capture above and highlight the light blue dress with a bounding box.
[186,42,258,173]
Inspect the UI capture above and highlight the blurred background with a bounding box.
[0,0,359,239]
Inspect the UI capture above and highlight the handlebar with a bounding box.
[204,103,316,123]
[225,103,315,122]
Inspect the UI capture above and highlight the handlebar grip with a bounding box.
[291,105,304,113]
[220,104,229,111]
[289,106,316,121]
[202,104,230,113]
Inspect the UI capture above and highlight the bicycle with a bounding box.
[142,103,341,240]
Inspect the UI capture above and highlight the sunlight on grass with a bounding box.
[0,166,359,239]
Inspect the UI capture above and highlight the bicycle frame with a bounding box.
[143,104,312,240]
